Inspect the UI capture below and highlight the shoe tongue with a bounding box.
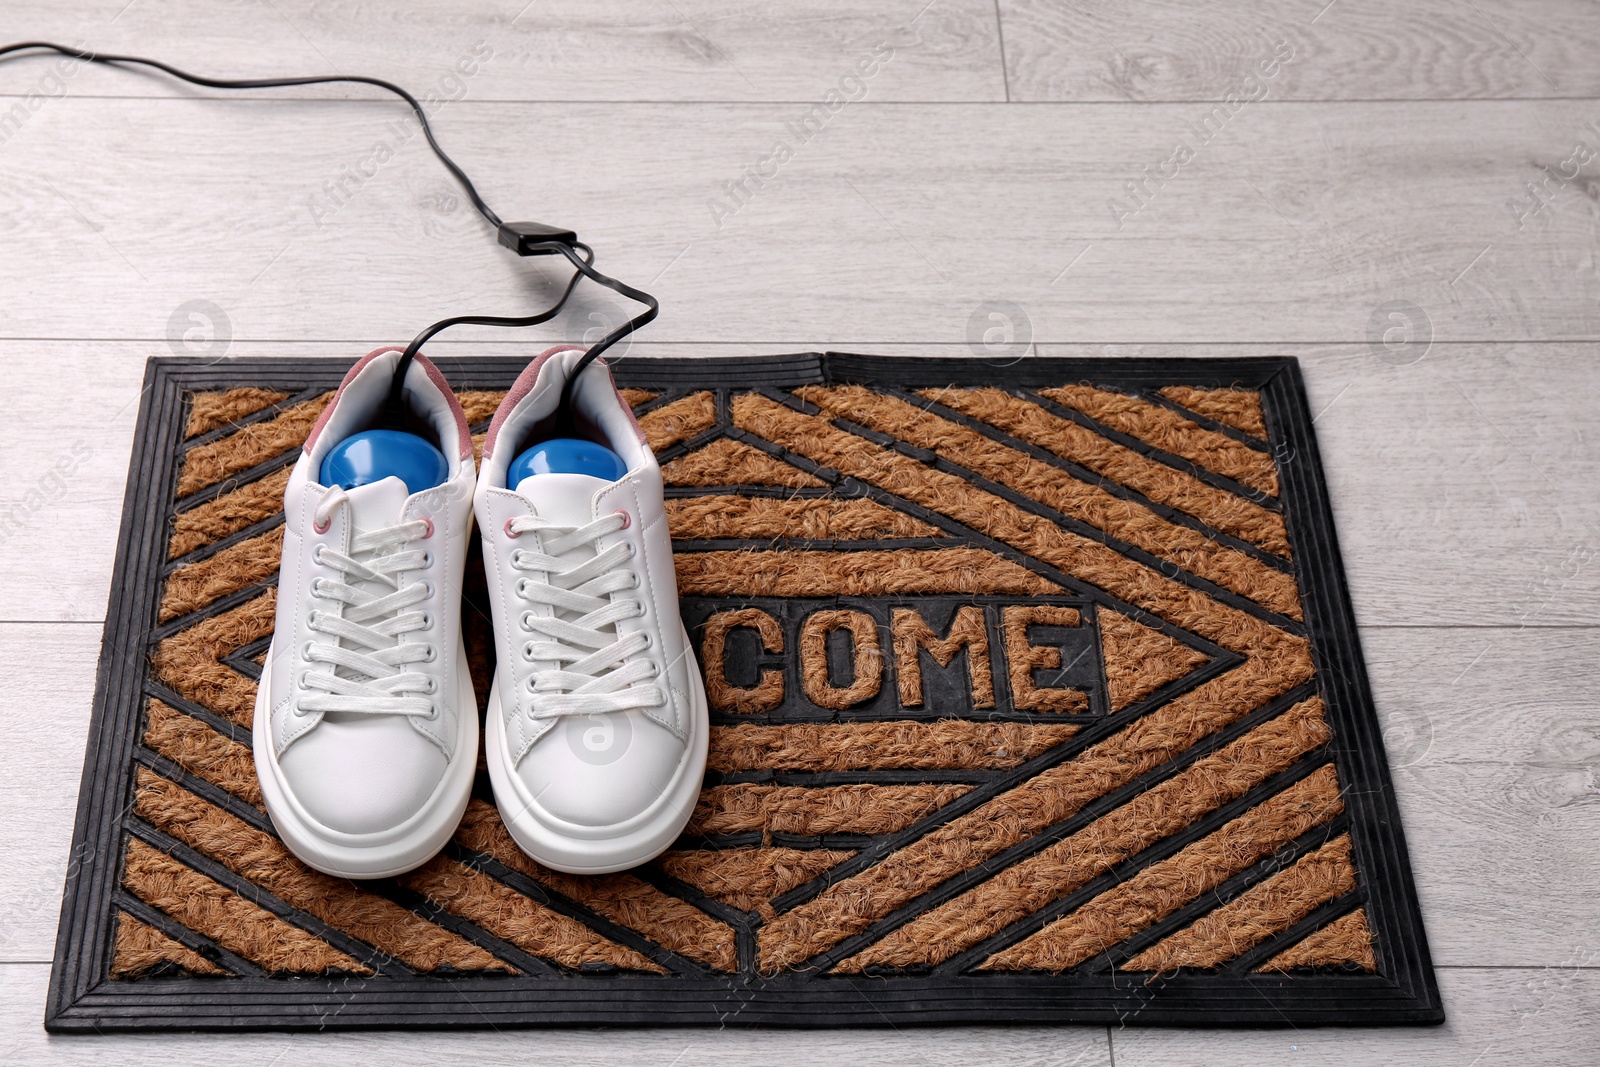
[515,472,613,528]
[340,475,412,530]
[515,473,618,643]
[323,475,413,686]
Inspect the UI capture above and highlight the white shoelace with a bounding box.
[509,510,663,720]
[298,486,437,719]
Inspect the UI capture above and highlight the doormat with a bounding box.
[47,353,1442,1030]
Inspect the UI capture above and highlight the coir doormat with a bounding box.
[47,353,1442,1030]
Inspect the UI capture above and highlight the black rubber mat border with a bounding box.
[46,352,1443,1030]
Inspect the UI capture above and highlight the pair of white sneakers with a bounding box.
[253,346,708,878]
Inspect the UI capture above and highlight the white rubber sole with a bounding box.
[484,633,709,875]
[252,643,478,880]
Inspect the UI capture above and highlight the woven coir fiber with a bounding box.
[51,354,1437,1030]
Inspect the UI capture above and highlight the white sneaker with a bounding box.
[254,347,478,879]
[475,346,708,874]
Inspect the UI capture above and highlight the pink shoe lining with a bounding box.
[482,345,651,460]
[303,346,474,461]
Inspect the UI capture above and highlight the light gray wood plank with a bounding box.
[999,0,1600,101]
[2,341,1596,627]
[1245,344,1600,634]
[0,962,1114,1064]
[2,620,1593,969]
[0,0,1004,103]
[0,625,98,965]
[0,99,1597,345]
[1365,626,1600,969]
[1112,967,1600,1066]
[0,347,146,624]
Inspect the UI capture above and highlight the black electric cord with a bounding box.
[391,241,658,432]
[0,41,658,430]
[385,244,591,420]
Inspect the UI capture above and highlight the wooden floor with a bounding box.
[2,1,1597,1062]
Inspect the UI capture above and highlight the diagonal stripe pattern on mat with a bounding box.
[114,376,1374,984]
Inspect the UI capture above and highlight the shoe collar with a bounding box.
[303,346,473,475]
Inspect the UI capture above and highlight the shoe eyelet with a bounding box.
[420,551,433,567]
[615,509,631,530]
[423,645,437,663]
[302,641,316,659]
[520,611,534,631]
[515,578,529,598]
[504,517,521,539]
[313,516,331,535]
[425,677,438,694]
[426,703,439,721]
[419,516,434,539]
[311,544,326,564]
[420,611,434,630]
[625,542,637,560]
[640,632,654,650]
[420,580,435,598]
[292,702,307,717]
[522,641,535,661]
